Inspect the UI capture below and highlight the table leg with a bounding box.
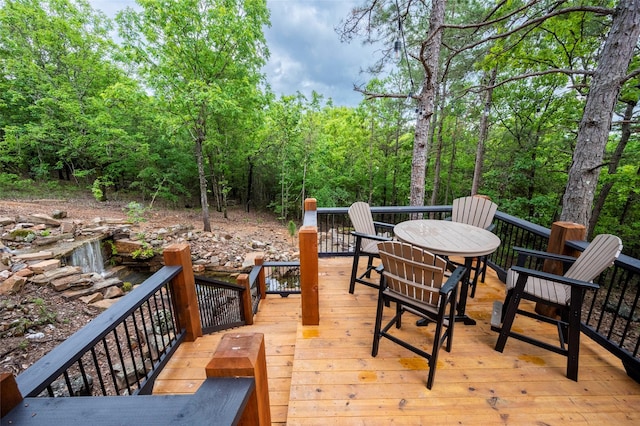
[455,257,476,325]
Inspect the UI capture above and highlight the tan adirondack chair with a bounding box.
[492,234,623,381]
[372,241,466,389]
[449,196,498,297]
[347,202,394,294]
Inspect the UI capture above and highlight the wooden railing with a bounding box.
[316,205,640,383]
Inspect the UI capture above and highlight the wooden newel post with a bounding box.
[300,198,319,325]
[255,254,266,300]
[206,333,271,426]
[162,244,203,342]
[237,273,254,325]
[537,221,586,317]
[1,373,23,418]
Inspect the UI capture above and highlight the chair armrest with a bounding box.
[373,221,395,232]
[440,266,466,295]
[513,247,577,268]
[510,265,599,290]
[351,231,392,242]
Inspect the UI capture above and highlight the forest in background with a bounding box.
[0,0,638,256]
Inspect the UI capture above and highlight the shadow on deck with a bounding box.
[154,257,640,425]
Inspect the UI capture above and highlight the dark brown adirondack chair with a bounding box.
[372,241,466,389]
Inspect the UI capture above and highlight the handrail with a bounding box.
[194,276,246,334]
[16,265,185,398]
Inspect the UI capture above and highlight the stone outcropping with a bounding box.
[0,211,299,310]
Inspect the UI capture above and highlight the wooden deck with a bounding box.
[154,257,640,425]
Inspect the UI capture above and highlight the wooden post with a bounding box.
[255,254,266,300]
[1,373,23,418]
[162,244,202,342]
[544,221,586,274]
[300,198,319,325]
[206,333,270,426]
[537,221,586,317]
[237,273,254,325]
[304,198,317,212]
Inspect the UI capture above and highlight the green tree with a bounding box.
[117,0,269,231]
[0,0,129,188]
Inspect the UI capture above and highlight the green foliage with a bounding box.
[121,282,133,292]
[103,240,118,255]
[124,202,147,224]
[287,220,297,245]
[131,242,155,260]
[10,229,35,241]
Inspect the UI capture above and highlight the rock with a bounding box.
[25,332,45,339]
[103,286,124,299]
[27,214,61,227]
[90,298,119,310]
[59,221,76,233]
[242,251,264,268]
[30,259,61,273]
[33,233,75,246]
[114,239,144,254]
[30,266,83,285]
[61,277,123,300]
[0,275,26,295]
[14,268,33,278]
[51,274,93,291]
[51,210,67,219]
[0,217,15,226]
[13,251,54,261]
[80,293,103,304]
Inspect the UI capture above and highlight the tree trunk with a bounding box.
[409,0,446,207]
[560,0,640,227]
[471,66,497,195]
[588,99,636,238]
[430,82,446,206]
[195,138,211,232]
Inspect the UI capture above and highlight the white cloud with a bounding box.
[88,0,380,107]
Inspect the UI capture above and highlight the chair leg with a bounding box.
[371,286,386,357]
[349,237,362,294]
[495,277,526,352]
[426,292,455,390]
[365,255,374,278]
[566,291,582,381]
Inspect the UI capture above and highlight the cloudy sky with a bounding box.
[87,0,381,107]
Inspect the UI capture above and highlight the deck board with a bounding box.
[154,257,640,425]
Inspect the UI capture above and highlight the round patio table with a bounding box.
[394,219,501,325]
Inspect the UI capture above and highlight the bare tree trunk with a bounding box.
[409,0,446,207]
[430,82,446,206]
[471,66,497,195]
[588,99,637,238]
[560,0,640,227]
[195,138,211,232]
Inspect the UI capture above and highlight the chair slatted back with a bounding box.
[565,234,622,282]
[378,241,446,307]
[451,196,498,229]
[348,202,376,236]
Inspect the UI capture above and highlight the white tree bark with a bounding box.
[409,0,446,207]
